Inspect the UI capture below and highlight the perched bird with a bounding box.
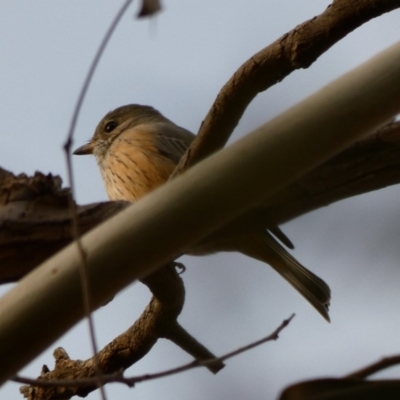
[74,104,331,320]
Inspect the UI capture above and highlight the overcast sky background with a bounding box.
[1,1,400,399]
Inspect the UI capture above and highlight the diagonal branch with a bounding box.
[17,315,294,396]
[2,121,399,284]
[173,0,400,175]
[19,264,223,400]
[258,119,400,223]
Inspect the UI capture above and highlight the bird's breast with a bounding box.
[97,133,177,202]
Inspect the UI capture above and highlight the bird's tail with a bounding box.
[236,232,331,321]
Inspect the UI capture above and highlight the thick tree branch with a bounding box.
[2,121,399,284]
[260,119,400,223]
[0,171,128,284]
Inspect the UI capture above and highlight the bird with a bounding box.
[74,104,331,321]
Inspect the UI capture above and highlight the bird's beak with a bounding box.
[73,141,94,155]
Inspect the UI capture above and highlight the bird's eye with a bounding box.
[105,120,118,133]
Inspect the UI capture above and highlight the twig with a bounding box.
[62,1,133,398]
[15,314,295,389]
[345,354,400,380]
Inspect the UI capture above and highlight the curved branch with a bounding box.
[20,264,223,399]
[173,0,400,174]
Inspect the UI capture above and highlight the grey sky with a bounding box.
[1,1,400,399]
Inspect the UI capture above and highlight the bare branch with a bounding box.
[17,315,294,398]
[258,120,400,223]
[2,121,399,284]
[173,0,400,175]
[346,354,400,380]
[278,353,400,399]
[19,263,222,400]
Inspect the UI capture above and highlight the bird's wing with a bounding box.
[153,122,296,250]
[153,122,195,164]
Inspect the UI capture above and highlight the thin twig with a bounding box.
[132,313,295,384]
[14,314,295,389]
[345,355,400,380]
[62,1,133,398]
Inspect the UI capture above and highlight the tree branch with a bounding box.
[173,0,400,174]
[19,263,223,400]
[258,119,400,223]
[17,315,294,397]
[2,121,399,284]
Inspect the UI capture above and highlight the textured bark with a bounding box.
[20,264,223,400]
[0,169,128,284]
[173,0,400,175]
